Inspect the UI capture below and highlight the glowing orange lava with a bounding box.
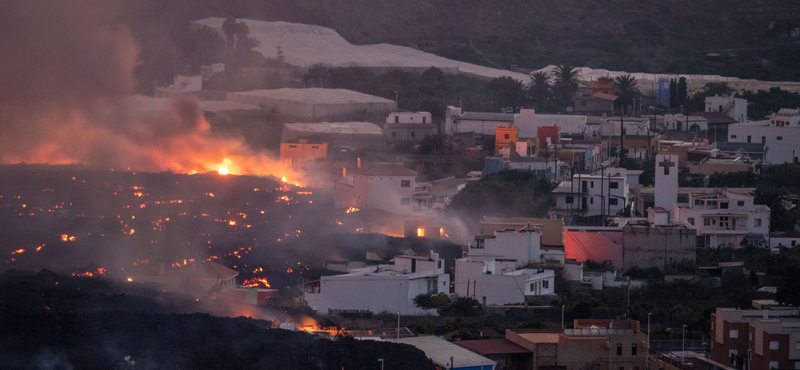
[241,277,271,288]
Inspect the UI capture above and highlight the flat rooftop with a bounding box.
[228,88,395,105]
[282,122,383,135]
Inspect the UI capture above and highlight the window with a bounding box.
[747,135,752,143]
[688,218,695,225]
[609,198,619,205]
[738,201,744,206]
[695,199,702,205]
[778,136,783,141]
[729,329,739,338]
[422,116,427,124]
[616,343,623,356]
[591,181,594,188]
[590,198,594,205]
[394,115,399,123]
[400,180,410,187]
[793,240,797,247]
[530,283,535,292]
[755,218,763,227]
[410,132,415,138]
[288,144,297,148]
[610,182,619,189]
[731,135,737,139]
[720,202,729,209]
[770,340,779,350]
[770,361,779,369]
[543,280,549,289]
[565,196,574,204]
[437,260,442,269]
[631,344,638,356]
[704,218,712,226]
[581,100,587,107]
[311,145,319,149]
[391,131,397,138]
[678,195,689,203]
[504,134,510,139]
[762,136,767,144]
[400,198,410,205]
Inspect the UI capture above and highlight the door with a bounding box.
[581,197,588,210]
[677,121,682,131]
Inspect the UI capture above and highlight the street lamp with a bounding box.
[682,324,688,365]
[396,311,401,339]
[378,358,384,370]
[647,313,653,350]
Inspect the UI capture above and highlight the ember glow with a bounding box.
[242,277,271,288]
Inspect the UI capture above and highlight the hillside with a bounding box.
[120,0,800,71]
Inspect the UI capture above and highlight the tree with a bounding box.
[413,293,451,309]
[222,17,238,50]
[754,187,792,231]
[552,65,580,110]
[669,78,678,108]
[613,74,640,115]
[677,77,688,107]
[528,71,552,112]
[487,76,527,111]
[448,171,553,226]
[438,297,484,316]
[776,264,800,306]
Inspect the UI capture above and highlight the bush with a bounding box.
[438,297,484,317]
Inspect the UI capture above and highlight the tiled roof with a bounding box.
[691,111,737,124]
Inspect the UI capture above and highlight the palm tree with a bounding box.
[222,17,238,50]
[552,65,580,111]
[613,74,640,115]
[528,71,551,112]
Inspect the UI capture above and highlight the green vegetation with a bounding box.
[437,297,485,317]
[447,170,554,226]
[413,293,451,309]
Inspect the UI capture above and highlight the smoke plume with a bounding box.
[0,0,299,181]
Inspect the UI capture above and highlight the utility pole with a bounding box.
[647,313,653,350]
[562,305,566,330]
[682,324,688,365]
[397,311,400,339]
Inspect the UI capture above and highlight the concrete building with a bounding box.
[671,188,771,248]
[564,228,623,269]
[455,258,555,305]
[573,86,616,114]
[281,122,384,150]
[620,208,697,269]
[505,319,649,370]
[769,231,800,251]
[154,75,203,97]
[710,306,800,370]
[422,176,468,205]
[657,139,714,167]
[334,163,419,215]
[280,139,328,167]
[654,154,679,212]
[304,251,448,315]
[495,125,519,155]
[514,109,587,138]
[227,88,397,120]
[728,108,800,164]
[551,173,628,219]
[384,111,437,142]
[393,336,496,370]
[455,339,533,370]
[479,217,565,248]
[705,95,748,123]
[688,156,760,175]
[467,227,545,268]
[663,113,708,132]
[601,116,652,137]
[445,106,514,135]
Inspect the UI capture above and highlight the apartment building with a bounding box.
[728,108,800,164]
[710,307,800,370]
[551,173,628,219]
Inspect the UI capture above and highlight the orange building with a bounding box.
[280,139,328,167]
[592,77,616,96]
[495,125,518,155]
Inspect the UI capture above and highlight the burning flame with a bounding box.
[217,158,231,175]
[241,277,271,288]
[345,207,360,214]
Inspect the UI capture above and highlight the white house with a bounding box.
[454,258,555,305]
[671,190,770,248]
[304,251,449,315]
[551,173,628,218]
[769,231,800,251]
[663,114,709,132]
[728,108,800,164]
[154,75,203,97]
[334,163,419,215]
[444,106,514,135]
[600,116,652,136]
[514,109,587,137]
[384,111,437,141]
[467,226,544,268]
[705,95,747,123]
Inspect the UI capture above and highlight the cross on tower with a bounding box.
[658,156,675,175]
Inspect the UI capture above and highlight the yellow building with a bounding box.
[495,125,518,155]
[280,139,328,167]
